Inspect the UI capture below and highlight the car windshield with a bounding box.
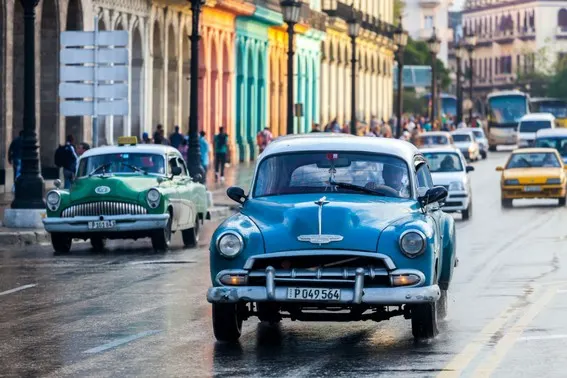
[423,152,464,173]
[453,134,471,142]
[419,135,449,145]
[506,152,560,168]
[77,153,166,177]
[472,130,484,139]
[253,152,411,199]
[520,120,552,133]
[535,137,567,156]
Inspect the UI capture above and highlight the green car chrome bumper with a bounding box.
[42,214,169,233]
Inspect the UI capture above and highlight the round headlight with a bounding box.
[217,232,244,258]
[46,191,60,205]
[399,231,426,257]
[146,188,161,208]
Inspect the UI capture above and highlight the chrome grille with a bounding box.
[61,201,147,217]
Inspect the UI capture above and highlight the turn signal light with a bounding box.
[219,274,248,286]
[392,274,420,287]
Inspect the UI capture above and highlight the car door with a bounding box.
[174,156,195,229]
[415,158,443,272]
[167,154,183,230]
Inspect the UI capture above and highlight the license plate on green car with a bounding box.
[88,220,116,229]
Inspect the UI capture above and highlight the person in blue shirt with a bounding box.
[199,131,210,174]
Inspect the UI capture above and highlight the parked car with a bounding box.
[43,137,209,254]
[464,127,488,159]
[497,147,567,207]
[207,134,457,341]
[416,131,455,148]
[421,146,474,220]
[535,128,567,164]
[451,130,480,161]
[517,113,555,148]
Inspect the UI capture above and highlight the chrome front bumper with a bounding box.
[207,266,440,306]
[42,214,169,233]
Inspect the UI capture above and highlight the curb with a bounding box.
[0,206,237,247]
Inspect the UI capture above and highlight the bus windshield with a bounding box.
[488,95,528,124]
[531,100,567,118]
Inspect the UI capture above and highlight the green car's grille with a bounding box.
[61,201,147,217]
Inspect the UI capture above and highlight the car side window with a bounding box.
[416,163,434,191]
[176,157,189,176]
[168,156,178,175]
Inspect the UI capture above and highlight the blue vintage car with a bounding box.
[207,134,457,341]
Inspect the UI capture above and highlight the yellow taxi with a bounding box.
[496,148,567,208]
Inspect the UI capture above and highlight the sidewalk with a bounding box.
[0,163,255,246]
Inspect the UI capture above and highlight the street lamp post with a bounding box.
[187,0,206,184]
[12,0,45,209]
[393,16,408,138]
[455,41,467,125]
[465,27,477,123]
[280,0,302,135]
[347,6,361,135]
[427,28,441,124]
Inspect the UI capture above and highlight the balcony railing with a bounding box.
[252,0,281,13]
[322,0,394,39]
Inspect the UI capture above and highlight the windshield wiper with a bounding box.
[89,163,111,176]
[330,180,381,196]
[121,163,147,175]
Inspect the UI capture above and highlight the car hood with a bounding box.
[70,175,160,203]
[503,168,563,184]
[242,194,418,253]
[431,172,465,186]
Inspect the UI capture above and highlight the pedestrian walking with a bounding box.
[311,123,321,132]
[199,131,210,175]
[153,124,163,142]
[214,127,228,183]
[54,135,79,189]
[76,142,90,156]
[8,130,23,192]
[142,132,151,144]
[257,127,273,154]
[169,125,183,149]
[179,137,188,161]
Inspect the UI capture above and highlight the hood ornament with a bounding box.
[297,196,344,245]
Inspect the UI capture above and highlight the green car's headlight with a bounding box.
[217,232,244,258]
[399,230,426,258]
[46,191,61,211]
[146,188,161,208]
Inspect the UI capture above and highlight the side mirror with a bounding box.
[54,179,62,189]
[193,173,203,183]
[419,186,448,206]
[466,166,475,173]
[171,166,182,176]
[496,166,504,171]
[227,186,247,204]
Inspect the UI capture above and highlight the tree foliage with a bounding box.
[516,46,567,100]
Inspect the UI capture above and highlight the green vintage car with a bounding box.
[42,137,209,254]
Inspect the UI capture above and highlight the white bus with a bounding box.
[485,90,530,151]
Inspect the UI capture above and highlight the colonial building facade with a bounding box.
[0,0,395,192]
[461,0,567,98]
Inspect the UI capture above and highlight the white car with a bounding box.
[421,146,474,220]
[451,130,481,161]
[463,127,488,159]
[517,113,555,148]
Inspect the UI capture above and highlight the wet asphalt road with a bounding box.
[2,150,567,378]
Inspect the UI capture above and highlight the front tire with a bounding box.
[90,237,106,252]
[411,301,439,339]
[151,214,172,252]
[51,233,72,254]
[462,201,472,220]
[481,150,487,159]
[501,198,513,208]
[559,197,566,206]
[212,303,243,342]
[489,145,497,152]
[437,290,448,320]
[182,216,200,248]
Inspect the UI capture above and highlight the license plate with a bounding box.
[286,287,341,301]
[88,220,116,229]
[524,186,541,192]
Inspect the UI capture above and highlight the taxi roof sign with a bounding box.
[117,136,137,146]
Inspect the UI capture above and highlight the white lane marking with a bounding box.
[129,260,196,265]
[519,334,567,342]
[83,330,161,354]
[0,284,37,296]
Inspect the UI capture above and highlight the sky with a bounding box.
[452,0,465,11]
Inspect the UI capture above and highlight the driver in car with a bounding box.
[365,164,409,198]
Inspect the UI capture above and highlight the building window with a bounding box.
[559,9,567,30]
[424,15,434,29]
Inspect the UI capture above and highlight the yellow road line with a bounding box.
[471,287,557,377]
[437,304,520,378]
